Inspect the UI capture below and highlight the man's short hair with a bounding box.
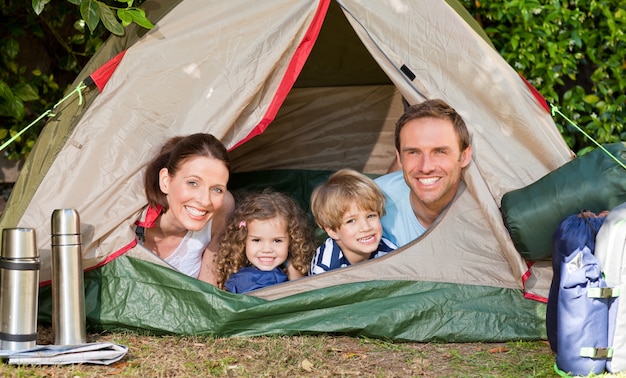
[394,99,471,152]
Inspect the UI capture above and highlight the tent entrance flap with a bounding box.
[37,255,548,342]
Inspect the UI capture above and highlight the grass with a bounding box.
[1,326,626,377]
[0,326,554,377]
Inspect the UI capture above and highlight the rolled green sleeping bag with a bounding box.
[501,142,626,261]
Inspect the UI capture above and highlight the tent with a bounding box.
[0,0,574,341]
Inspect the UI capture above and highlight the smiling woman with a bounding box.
[135,133,235,285]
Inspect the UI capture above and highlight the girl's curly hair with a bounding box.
[215,189,316,289]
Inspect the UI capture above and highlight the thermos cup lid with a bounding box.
[51,209,80,235]
[1,228,38,259]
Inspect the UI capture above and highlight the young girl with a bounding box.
[136,133,234,285]
[216,190,316,293]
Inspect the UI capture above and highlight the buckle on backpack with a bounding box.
[587,287,621,298]
[580,347,613,359]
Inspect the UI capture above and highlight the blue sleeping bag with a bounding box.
[547,212,616,376]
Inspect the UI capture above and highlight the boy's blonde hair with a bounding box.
[311,169,385,231]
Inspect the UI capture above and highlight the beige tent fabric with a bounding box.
[230,85,401,175]
[10,0,323,282]
[338,0,571,298]
[254,182,525,300]
[240,0,574,300]
[0,0,180,230]
[3,0,572,300]
[340,0,572,190]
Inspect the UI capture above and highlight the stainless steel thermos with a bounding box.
[51,209,86,345]
[0,228,40,351]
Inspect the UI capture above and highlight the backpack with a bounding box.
[547,211,619,376]
[595,202,626,373]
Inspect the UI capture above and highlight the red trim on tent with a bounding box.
[135,205,162,228]
[92,239,138,268]
[521,261,548,303]
[521,261,533,282]
[91,205,163,270]
[89,50,127,92]
[229,0,331,150]
[524,291,548,303]
[520,75,550,113]
[39,240,138,287]
[39,205,162,286]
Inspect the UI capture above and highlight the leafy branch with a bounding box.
[0,0,154,160]
[32,0,154,36]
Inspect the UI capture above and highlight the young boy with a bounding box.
[309,169,397,275]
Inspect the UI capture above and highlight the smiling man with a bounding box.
[375,99,473,247]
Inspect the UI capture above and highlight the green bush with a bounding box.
[0,0,152,161]
[459,0,626,155]
[0,2,108,160]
